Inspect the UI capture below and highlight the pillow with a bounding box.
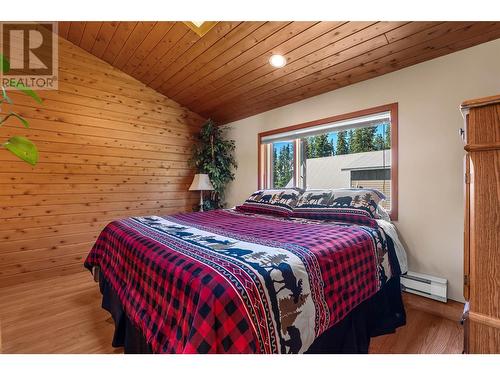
[236,188,303,216]
[292,188,386,226]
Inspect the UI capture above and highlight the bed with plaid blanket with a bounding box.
[84,209,401,354]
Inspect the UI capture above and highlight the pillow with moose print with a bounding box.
[236,188,303,217]
[292,188,386,226]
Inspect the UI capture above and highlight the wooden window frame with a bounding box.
[257,103,399,220]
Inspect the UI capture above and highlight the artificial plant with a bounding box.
[190,119,237,210]
[0,53,42,166]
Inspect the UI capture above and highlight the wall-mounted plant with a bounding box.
[189,119,237,210]
[0,53,42,166]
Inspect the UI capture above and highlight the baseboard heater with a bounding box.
[401,271,447,302]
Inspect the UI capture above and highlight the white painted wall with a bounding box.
[223,38,500,302]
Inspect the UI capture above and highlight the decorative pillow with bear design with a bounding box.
[236,188,303,216]
[291,188,386,226]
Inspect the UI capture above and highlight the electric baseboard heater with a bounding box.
[401,271,447,302]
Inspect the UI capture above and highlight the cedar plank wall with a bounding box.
[0,34,204,287]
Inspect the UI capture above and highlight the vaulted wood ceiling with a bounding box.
[57,21,500,124]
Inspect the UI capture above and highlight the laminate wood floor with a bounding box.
[0,271,463,354]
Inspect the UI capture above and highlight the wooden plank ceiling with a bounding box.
[57,21,500,124]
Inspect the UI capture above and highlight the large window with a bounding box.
[258,103,398,219]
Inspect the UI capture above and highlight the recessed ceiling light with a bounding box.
[269,54,287,68]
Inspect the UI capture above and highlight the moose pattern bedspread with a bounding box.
[84,209,398,354]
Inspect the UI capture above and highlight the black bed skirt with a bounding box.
[97,274,405,354]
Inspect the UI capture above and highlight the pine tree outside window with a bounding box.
[271,141,295,188]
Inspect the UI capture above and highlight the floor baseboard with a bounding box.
[403,291,464,322]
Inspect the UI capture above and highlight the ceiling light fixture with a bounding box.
[183,21,218,37]
[269,54,287,68]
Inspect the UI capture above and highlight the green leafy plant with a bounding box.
[0,53,42,166]
[190,119,237,210]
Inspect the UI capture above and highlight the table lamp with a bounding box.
[189,174,214,212]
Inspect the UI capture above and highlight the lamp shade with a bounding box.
[189,174,214,191]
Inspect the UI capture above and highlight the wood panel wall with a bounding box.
[0,34,204,287]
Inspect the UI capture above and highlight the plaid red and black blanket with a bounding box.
[85,209,398,353]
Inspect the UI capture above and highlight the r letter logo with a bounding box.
[0,22,58,90]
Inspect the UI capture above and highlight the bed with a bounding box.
[85,202,407,354]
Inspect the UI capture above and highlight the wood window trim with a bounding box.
[257,103,399,221]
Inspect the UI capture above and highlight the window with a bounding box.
[258,103,398,219]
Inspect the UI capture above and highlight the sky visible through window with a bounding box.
[272,123,388,153]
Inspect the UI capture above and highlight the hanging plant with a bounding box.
[189,119,237,210]
[0,53,42,166]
